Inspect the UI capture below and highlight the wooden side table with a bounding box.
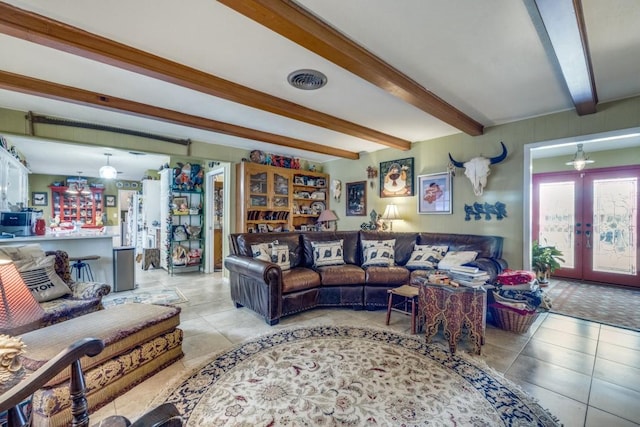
[418,281,487,354]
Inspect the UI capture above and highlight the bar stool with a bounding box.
[386,284,421,334]
[69,255,101,281]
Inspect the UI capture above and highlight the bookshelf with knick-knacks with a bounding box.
[160,167,204,274]
[236,162,329,233]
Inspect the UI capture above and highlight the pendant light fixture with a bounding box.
[565,143,594,171]
[99,153,118,179]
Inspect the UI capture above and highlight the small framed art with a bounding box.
[380,157,414,197]
[346,181,367,216]
[32,192,48,206]
[105,194,117,208]
[417,172,452,214]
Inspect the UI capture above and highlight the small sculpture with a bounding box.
[0,335,26,392]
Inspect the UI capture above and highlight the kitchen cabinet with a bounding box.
[49,186,103,225]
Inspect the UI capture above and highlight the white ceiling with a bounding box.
[1,0,640,178]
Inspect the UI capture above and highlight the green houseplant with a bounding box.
[531,241,564,283]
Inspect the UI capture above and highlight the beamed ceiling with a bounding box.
[0,0,639,178]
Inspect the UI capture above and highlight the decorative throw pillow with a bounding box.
[15,256,72,302]
[0,244,47,262]
[405,245,448,270]
[270,244,291,271]
[311,240,345,267]
[361,239,395,268]
[437,251,478,270]
[251,241,290,271]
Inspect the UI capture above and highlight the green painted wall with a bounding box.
[325,95,640,269]
[3,95,640,269]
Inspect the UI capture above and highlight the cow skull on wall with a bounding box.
[448,141,508,196]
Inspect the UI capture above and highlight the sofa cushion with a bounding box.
[251,241,290,271]
[360,231,418,265]
[20,303,181,387]
[318,264,366,286]
[15,255,72,302]
[311,239,345,267]
[302,231,360,267]
[365,265,410,285]
[418,232,503,259]
[361,239,395,267]
[405,244,448,270]
[438,251,478,270]
[239,233,303,267]
[0,244,46,261]
[282,267,321,293]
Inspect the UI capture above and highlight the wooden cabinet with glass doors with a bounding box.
[236,163,330,233]
[49,186,103,225]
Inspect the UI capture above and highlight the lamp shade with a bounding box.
[382,204,400,220]
[318,209,338,223]
[0,260,44,335]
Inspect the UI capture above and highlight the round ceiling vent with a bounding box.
[287,69,328,90]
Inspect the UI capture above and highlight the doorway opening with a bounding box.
[205,164,230,273]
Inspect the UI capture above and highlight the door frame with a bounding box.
[204,164,230,274]
[523,126,640,271]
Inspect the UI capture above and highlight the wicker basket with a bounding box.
[490,304,539,334]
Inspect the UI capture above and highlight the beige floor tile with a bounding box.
[516,380,587,427]
[589,378,640,424]
[585,407,640,427]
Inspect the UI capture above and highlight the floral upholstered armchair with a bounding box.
[39,250,111,327]
[0,244,111,333]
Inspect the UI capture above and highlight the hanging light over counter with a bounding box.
[99,153,117,179]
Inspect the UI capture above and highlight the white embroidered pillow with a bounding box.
[311,240,345,267]
[405,245,449,270]
[251,241,290,271]
[15,255,72,302]
[361,239,395,268]
[437,251,478,270]
[271,244,290,271]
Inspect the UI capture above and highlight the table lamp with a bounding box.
[382,204,400,231]
[317,209,338,231]
[0,260,45,335]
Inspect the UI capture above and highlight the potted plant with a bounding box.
[531,241,564,284]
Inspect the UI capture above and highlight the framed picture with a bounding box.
[417,172,452,214]
[32,192,48,206]
[380,157,414,197]
[294,176,305,185]
[346,181,367,216]
[105,194,117,208]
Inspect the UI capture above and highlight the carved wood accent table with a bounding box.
[418,281,487,354]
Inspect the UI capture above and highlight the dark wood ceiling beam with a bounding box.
[0,2,407,151]
[218,0,484,136]
[0,70,359,159]
[534,0,597,115]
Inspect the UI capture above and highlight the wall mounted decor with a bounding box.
[417,172,452,214]
[464,201,507,221]
[105,194,116,207]
[380,157,414,197]
[346,181,366,216]
[31,192,48,206]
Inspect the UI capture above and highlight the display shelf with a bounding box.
[236,163,329,233]
[50,186,103,225]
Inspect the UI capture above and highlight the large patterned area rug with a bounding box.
[545,279,640,331]
[156,326,560,426]
[102,287,187,307]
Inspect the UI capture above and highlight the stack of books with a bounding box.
[448,266,489,288]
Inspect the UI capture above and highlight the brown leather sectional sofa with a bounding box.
[225,230,507,325]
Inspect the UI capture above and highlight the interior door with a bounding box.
[533,166,639,287]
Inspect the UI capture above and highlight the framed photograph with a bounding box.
[294,176,306,185]
[105,194,117,207]
[417,172,452,214]
[380,157,414,197]
[32,192,48,206]
[346,181,367,216]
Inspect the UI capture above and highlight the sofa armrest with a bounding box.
[224,254,283,325]
[68,281,111,299]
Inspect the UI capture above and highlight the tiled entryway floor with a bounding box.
[93,269,640,426]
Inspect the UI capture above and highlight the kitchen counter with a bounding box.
[0,233,118,285]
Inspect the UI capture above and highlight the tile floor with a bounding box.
[92,269,640,427]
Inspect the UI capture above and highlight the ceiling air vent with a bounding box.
[287,69,327,90]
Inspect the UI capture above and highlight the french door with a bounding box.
[533,166,639,287]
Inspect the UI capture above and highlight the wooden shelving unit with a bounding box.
[236,163,329,233]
